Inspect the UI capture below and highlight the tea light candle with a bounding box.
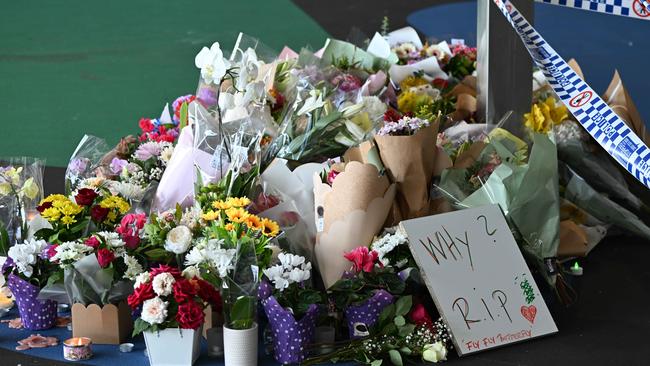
[63,337,92,361]
[570,262,583,276]
[119,343,134,353]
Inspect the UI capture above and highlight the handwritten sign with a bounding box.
[400,204,557,355]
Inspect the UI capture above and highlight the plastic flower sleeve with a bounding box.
[222,239,259,330]
[65,135,111,193]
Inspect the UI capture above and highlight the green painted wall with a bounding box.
[0,0,329,167]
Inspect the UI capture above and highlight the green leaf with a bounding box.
[179,102,189,129]
[399,347,412,356]
[388,350,403,366]
[394,315,406,327]
[398,324,416,338]
[144,248,170,262]
[229,296,255,330]
[378,303,395,325]
[132,318,151,337]
[394,295,412,317]
[370,360,383,366]
[0,223,9,256]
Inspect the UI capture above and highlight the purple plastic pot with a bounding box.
[263,295,319,364]
[345,289,394,339]
[7,274,57,330]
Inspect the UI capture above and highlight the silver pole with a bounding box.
[477,0,534,135]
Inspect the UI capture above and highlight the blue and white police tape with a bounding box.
[536,0,650,21]
[492,0,650,189]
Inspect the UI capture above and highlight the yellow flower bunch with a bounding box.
[202,196,280,239]
[397,91,434,114]
[524,97,569,133]
[99,196,131,223]
[39,194,83,227]
[399,76,429,90]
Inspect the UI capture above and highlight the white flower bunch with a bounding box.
[263,253,311,291]
[185,238,236,278]
[371,230,408,266]
[123,254,144,281]
[7,239,48,278]
[152,272,176,297]
[50,241,93,267]
[97,231,125,248]
[141,297,169,325]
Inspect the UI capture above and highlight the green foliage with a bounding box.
[228,295,256,330]
[0,222,9,256]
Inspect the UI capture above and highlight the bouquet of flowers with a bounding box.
[260,253,322,364]
[0,158,43,248]
[2,239,59,329]
[142,205,203,263]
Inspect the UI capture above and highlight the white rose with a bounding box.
[141,297,169,325]
[134,272,151,288]
[182,266,201,280]
[164,225,192,254]
[151,272,176,296]
[422,342,447,363]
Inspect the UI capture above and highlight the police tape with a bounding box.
[535,0,650,21]
[492,0,650,189]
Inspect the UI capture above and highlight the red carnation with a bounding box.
[149,264,182,279]
[74,188,98,206]
[97,248,115,268]
[139,118,155,133]
[173,279,197,304]
[84,236,100,249]
[127,282,155,309]
[176,300,205,330]
[90,205,109,222]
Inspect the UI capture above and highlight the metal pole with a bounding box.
[477,0,534,135]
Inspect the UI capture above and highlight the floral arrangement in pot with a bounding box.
[190,196,279,366]
[260,252,322,364]
[127,264,220,366]
[2,239,59,330]
[328,246,405,339]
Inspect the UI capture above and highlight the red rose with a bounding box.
[344,247,379,273]
[74,188,98,206]
[84,236,100,249]
[149,264,182,279]
[97,248,115,268]
[90,205,109,222]
[408,302,433,327]
[176,300,205,330]
[123,235,140,250]
[173,279,197,304]
[127,282,154,309]
[196,279,222,312]
[36,201,53,213]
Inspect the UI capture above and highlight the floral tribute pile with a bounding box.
[0,22,648,366]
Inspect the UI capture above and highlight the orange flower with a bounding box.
[201,210,219,221]
[261,218,280,237]
[245,215,264,231]
[226,207,250,223]
[212,200,231,210]
[224,223,235,231]
[226,197,251,208]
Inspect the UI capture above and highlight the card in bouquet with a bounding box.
[400,204,557,356]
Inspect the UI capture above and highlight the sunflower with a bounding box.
[201,210,219,221]
[225,207,250,224]
[212,200,231,210]
[245,215,264,231]
[261,218,280,237]
[226,197,251,208]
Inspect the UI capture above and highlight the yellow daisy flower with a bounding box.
[245,215,264,231]
[226,207,250,224]
[201,210,219,221]
[261,218,280,238]
[226,197,251,208]
[224,223,235,231]
[42,207,61,222]
[212,200,231,210]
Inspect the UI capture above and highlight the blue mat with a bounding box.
[0,308,352,365]
[408,1,650,127]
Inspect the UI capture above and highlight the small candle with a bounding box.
[119,343,134,353]
[570,262,583,276]
[63,337,92,361]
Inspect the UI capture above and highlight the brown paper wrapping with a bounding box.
[374,123,439,224]
[447,76,478,122]
[558,220,589,257]
[313,161,396,288]
[71,302,133,344]
[603,70,649,147]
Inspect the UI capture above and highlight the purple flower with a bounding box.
[109,157,128,175]
[68,158,89,175]
[197,87,218,108]
[134,142,163,161]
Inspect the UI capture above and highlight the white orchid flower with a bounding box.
[195,42,231,85]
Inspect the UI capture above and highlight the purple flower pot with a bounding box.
[345,289,394,339]
[263,295,319,364]
[7,274,57,330]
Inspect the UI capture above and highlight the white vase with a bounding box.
[144,327,201,366]
[223,323,258,366]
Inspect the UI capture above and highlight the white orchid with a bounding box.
[195,42,231,85]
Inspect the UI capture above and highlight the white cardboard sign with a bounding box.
[400,204,557,355]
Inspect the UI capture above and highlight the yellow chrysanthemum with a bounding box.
[212,200,231,211]
[397,91,433,114]
[59,201,83,217]
[225,207,250,224]
[226,197,251,208]
[40,194,68,205]
[399,76,429,90]
[224,223,235,231]
[61,215,77,227]
[100,196,130,214]
[245,215,264,231]
[261,218,280,237]
[201,210,219,221]
[41,207,62,222]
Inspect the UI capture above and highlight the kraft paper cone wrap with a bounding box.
[313,161,396,288]
[375,123,439,223]
[603,70,649,147]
